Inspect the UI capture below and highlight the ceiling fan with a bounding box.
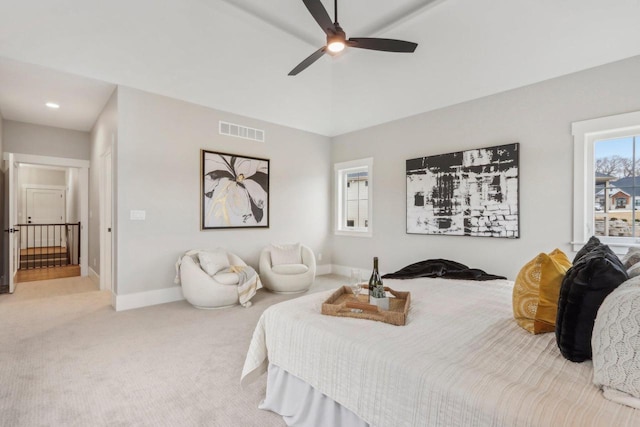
[289,0,418,76]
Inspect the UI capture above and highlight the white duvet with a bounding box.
[242,278,639,426]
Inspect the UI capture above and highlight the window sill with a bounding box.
[335,229,372,238]
[572,240,639,256]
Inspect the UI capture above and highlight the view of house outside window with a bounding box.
[345,171,368,228]
[595,135,640,237]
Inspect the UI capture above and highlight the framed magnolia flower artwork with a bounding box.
[201,150,270,229]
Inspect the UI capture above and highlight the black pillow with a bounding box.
[572,235,601,264]
[556,244,628,362]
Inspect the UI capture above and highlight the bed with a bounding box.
[241,277,639,426]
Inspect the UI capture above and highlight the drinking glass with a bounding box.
[350,269,362,300]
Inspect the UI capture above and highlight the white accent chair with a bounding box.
[179,251,249,309]
[259,244,316,293]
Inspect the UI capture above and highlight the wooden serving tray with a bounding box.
[321,286,411,326]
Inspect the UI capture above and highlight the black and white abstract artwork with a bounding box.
[406,143,519,238]
[201,150,269,229]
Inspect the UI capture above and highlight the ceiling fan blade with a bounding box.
[288,47,327,76]
[303,0,336,35]
[348,37,418,53]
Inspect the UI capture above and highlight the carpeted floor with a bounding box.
[0,274,346,427]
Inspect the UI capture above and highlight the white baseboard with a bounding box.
[113,265,369,311]
[316,264,332,275]
[88,267,100,286]
[331,264,372,279]
[114,286,184,311]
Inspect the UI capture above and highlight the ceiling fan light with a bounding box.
[328,41,345,53]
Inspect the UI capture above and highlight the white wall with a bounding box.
[3,120,90,160]
[0,115,3,157]
[66,168,80,223]
[331,55,640,280]
[116,86,332,295]
[89,89,118,276]
[17,165,66,225]
[0,114,5,284]
[18,166,66,185]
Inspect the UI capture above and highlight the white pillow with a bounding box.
[198,250,230,276]
[213,272,240,286]
[270,243,302,266]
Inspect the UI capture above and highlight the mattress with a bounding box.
[242,278,639,426]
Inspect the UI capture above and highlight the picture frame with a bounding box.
[406,143,519,238]
[201,150,270,229]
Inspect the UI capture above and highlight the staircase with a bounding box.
[19,247,69,270]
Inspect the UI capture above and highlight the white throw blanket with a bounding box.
[242,278,640,426]
[220,264,260,308]
[174,250,260,307]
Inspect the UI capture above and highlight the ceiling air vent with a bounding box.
[219,121,265,142]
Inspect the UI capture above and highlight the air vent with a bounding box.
[219,121,265,142]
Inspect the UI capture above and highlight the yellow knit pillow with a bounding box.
[513,249,572,334]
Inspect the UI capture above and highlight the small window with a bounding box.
[335,158,373,237]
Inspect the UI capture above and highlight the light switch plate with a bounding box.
[130,210,146,220]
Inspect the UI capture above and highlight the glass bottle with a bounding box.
[368,257,383,301]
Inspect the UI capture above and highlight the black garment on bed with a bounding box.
[381,259,506,281]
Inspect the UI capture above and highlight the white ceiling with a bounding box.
[0,0,639,136]
[0,57,115,131]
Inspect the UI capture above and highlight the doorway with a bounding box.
[3,153,90,291]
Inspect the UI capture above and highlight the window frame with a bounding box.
[572,110,640,254]
[334,158,373,237]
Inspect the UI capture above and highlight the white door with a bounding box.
[101,150,113,292]
[8,155,18,293]
[25,188,66,248]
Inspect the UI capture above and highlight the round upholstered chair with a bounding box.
[179,250,254,309]
[259,243,316,294]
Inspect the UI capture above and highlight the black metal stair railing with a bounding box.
[16,222,81,270]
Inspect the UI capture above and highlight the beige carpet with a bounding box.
[0,274,346,426]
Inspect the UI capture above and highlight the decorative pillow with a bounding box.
[573,235,601,264]
[622,247,640,269]
[213,272,240,286]
[592,278,640,408]
[198,249,230,276]
[513,249,572,334]
[556,244,628,362]
[270,243,302,266]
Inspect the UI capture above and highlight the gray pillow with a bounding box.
[628,262,640,278]
[622,247,640,269]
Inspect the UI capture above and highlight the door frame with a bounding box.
[3,153,90,278]
[6,153,17,292]
[99,148,113,292]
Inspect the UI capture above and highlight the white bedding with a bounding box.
[241,278,639,426]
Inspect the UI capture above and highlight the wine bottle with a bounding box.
[368,257,383,301]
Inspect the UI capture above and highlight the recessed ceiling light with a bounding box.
[45,102,60,109]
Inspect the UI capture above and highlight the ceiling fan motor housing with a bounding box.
[327,24,346,53]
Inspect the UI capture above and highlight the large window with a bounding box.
[594,136,640,238]
[573,111,640,253]
[335,158,373,237]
